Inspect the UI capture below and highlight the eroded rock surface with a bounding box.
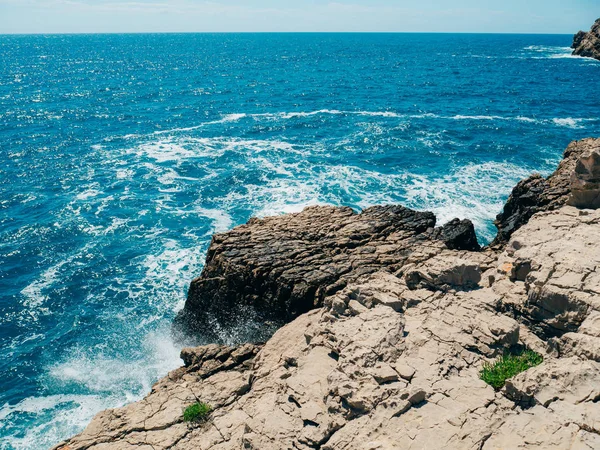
[55,140,600,450]
[176,205,480,339]
[572,18,600,61]
[492,138,599,246]
[570,144,600,208]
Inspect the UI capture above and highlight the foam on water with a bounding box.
[522,45,584,60]
[0,329,182,450]
[552,117,586,129]
[48,330,181,395]
[404,162,537,242]
[0,394,114,450]
[191,207,234,234]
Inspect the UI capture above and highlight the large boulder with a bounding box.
[572,18,600,61]
[175,205,481,340]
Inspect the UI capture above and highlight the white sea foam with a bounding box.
[138,240,203,313]
[515,116,538,123]
[451,115,505,121]
[552,117,584,129]
[404,161,534,242]
[1,330,182,450]
[130,136,305,164]
[522,45,593,60]
[48,331,181,395]
[0,394,115,450]
[279,109,344,119]
[356,111,402,117]
[75,189,101,200]
[191,207,234,234]
[118,109,595,149]
[20,264,62,310]
[131,141,198,162]
[151,113,247,135]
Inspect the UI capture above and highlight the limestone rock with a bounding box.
[572,18,600,61]
[569,141,600,208]
[495,206,600,340]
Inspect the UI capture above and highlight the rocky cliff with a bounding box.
[572,19,600,61]
[54,138,600,450]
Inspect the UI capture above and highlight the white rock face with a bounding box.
[53,205,600,450]
[569,142,600,208]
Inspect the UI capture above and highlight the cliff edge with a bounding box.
[572,18,600,61]
[54,138,600,450]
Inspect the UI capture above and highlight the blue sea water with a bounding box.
[0,33,599,448]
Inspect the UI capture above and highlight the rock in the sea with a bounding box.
[492,138,599,245]
[176,205,481,339]
[572,18,600,61]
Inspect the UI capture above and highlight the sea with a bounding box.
[0,33,599,449]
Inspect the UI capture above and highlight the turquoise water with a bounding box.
[0,33,599,449]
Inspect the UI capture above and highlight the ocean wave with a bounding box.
[176,110,597,128]
[521,45,596,60]
[1,330,182,450]
[151,113,248,136]
[451,115,506,121]
[552,117,586,129]
[115,110,599,143]
[48,330,181,394]
[128,136,307,164]
[0,394,114,450]
[191,207,234,234]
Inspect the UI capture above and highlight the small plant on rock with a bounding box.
[183,401,212,423]
[480,349,543,390]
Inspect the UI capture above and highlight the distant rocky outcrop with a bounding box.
[54,139,600,450]
[572,18,600,60]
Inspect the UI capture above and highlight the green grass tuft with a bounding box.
[480,349,543,390]
[183,402,212,423]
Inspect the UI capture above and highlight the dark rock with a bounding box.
[491,139,598,246]
[175,205,481,339]
[572,19,600,61]
[572,30,587,49]
[433,218,481,251]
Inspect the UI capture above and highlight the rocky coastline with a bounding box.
[54,138,600,450]
[572,18,600,61]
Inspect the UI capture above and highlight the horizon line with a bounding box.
[0,31,576,36]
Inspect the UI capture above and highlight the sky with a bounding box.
[0,0,598,34]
